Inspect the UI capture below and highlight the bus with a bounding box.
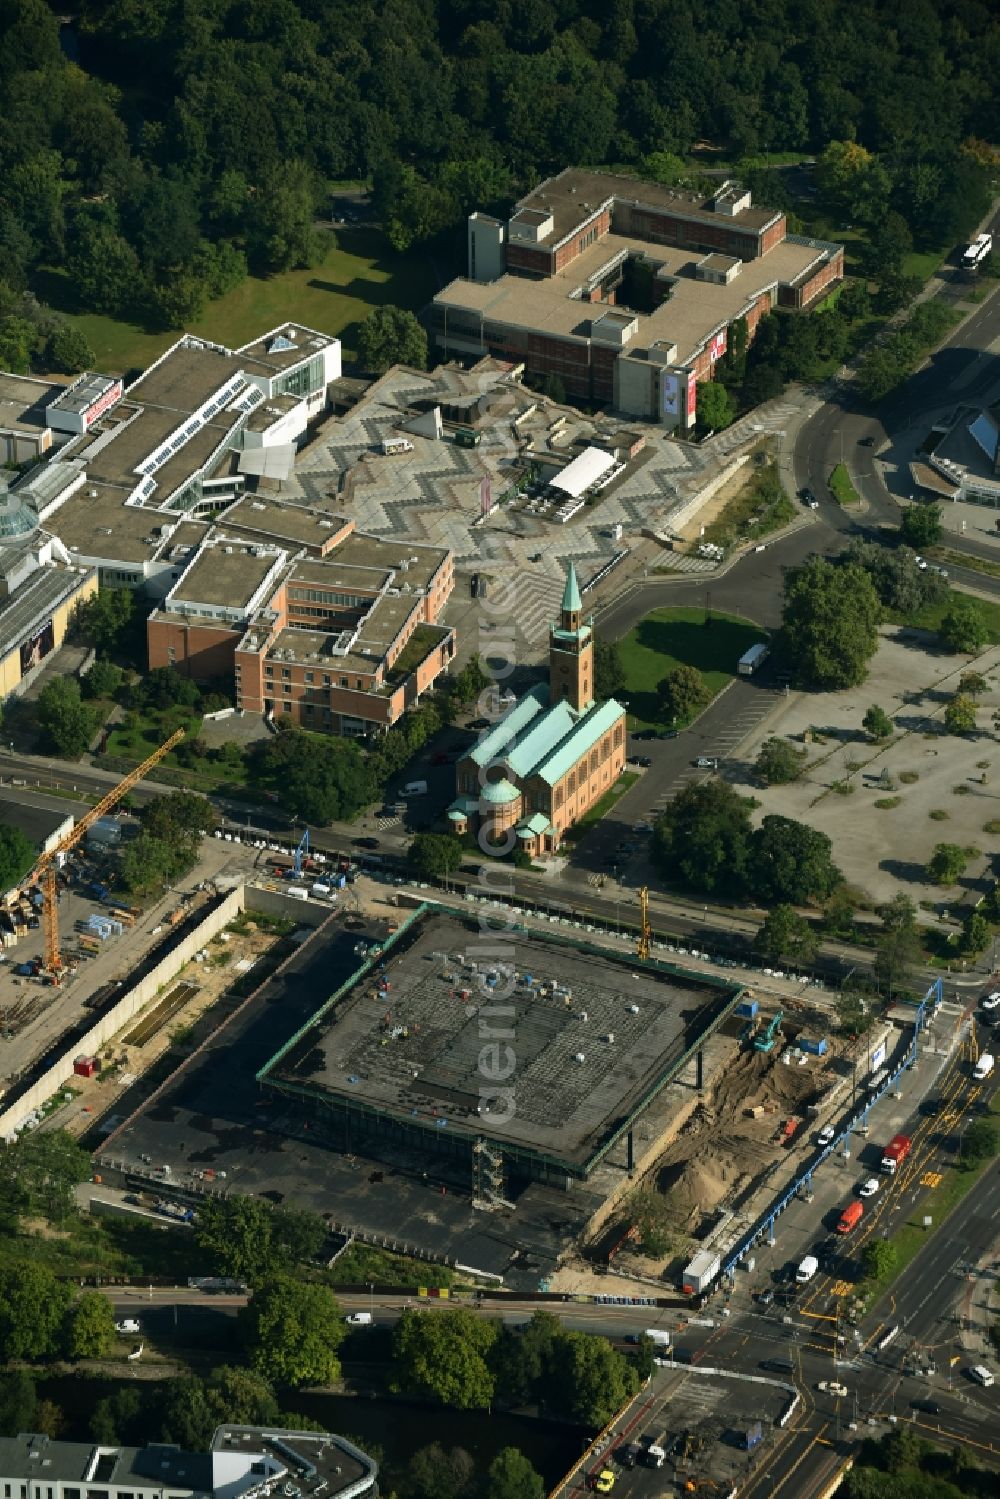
[962,233,993,269]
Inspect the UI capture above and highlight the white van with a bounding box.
[796,1255,819,1284]
[973,1053,995,1081]
[402,780,428,797]
[345,1312,373,1326]
[970,1364,995,1387]
[115,1318,141,1334]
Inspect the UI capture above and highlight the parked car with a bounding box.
[859,1177,880,1198]
[858,435,875,447]
[352,837,381,850]
[911,1399,941,1415]
[694,756,718,769]
[818,1380,848,1397]
[817,1124,836,1147]
[799,486,818,507]
[637,755,652,767]
[593,1470,616,1494]
[914,554,928,570]
[981,991,1000,1011]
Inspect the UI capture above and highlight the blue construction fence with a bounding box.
[719,978,942,1284]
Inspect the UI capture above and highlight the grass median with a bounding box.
[828,462,861,506]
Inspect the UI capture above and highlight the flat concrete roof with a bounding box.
[45,490,165,564]
[127,340,250,411]
[437,229,832,366]
[0,789,74,852]
[515,168,778,249]
[237,323,337,373]
[221,497,351,551]
[336,530,448,591]
[288,558,390,594]
[0,374,60,432]
[170,544,279,609]
[0,564,94,647]
[271,591,423,672]
[260,907,741,1174]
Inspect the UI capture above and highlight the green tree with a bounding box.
[64,1292,116,1359]
[0,1130,90,1223]
[754,904,818,965]
[0,825,34,891]
[781,558,881,689]
[356,305,428,374]
[823,885,857,940]
[962,909,989,955]
[140,790,217,841]
[943,693,977,735]
[485,1448,545,1499]
[45,322,94,374]
[247,161,323,273]
[926,843,969,885]
[448,655,490,706]
[899,504,942,548]
[548,1330,640,1426]
[408,832,463,879]
[71,587,136,658]
[0,1263,72,1359]
[120,832,192,896]
[656,663,707,723]
[862,1240,898,1284]
[862,705,893,741]
[748,815,841,905]
[404,1444,474,1499]
[939,599,988,654]
[253,727,370,825]
[0,1370,37,1437]
[754,737,804,785]
[195,1195,279,1284]
[239,1276,345,1388]
[594,639,626,700]
[492,1311,561,1408]
[652,781,756,895]
[958,671,988,696]
[696,379,735,431]
[35,676,99,756]
[90,1387,144,1445]
[963,1118,999,1168]
[391,1308,497,1410]
[873,893,921,999]
[80,658,123,700]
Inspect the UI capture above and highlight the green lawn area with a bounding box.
[702,459,795,549]
[891,588,1000,643]
[568,770,641,835]
[828,462,861,506]
[41,226,439,374]
[902,247,946,282]
[617,606,769,733]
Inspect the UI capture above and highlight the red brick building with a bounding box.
[147,517,455,738]
[449,563,626,858]
[436,169,844,430]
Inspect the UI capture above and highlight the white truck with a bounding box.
[974,1052,995,1081]
[644,1328,671,1348]
[738,642,770,676]
[795,1254,819,1284]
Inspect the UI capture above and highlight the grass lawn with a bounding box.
[40,227,439,375]
[828,462,861,506]
[902,247,946,283]
[891,588,1000,643]
[569,770,641,835]
[617,606,769,733]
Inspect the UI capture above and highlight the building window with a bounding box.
[87,1489,110,1499]
[613,723,623,746]
[341,677,348,687]
[356,678,363,689]
[555,787,564,809]
[281,668,290,679]
[265,665,274,676]
[305,671,314,683]
[282,701,292,712]
[323,674,331,685]
[567,772,575,794]
[283,683,291,695]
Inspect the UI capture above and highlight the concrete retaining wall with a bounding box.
[662,454,750,539]
[0,886,245,1137]
[248,884,332,927]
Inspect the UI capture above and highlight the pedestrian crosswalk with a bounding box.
[656,553,719,575]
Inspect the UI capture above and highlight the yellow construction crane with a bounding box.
[637,885,651,961]
[33,728,186,978]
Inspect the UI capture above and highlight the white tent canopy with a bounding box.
[238,443,297,482]
[549,446,616,500]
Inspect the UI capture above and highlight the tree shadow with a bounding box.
[878,857,931,882]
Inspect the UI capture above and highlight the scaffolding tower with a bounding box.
[472,1136,514,1211]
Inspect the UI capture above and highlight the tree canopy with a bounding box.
[408,832,463,879]
[899,504,942,549]
[939,599,989,655]
[652,780,756,895]
[0,826,34,892]
[754,737,804,785]
[252,726,371,824]
[782,557,881,689]
[238,1276,345,1387]
[195,1195,326,1285]
[356,305,428,374]
[35,677,99,757]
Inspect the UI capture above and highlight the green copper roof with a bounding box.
[506,699,579,779]
[534,698,626,787]
[517,812,551,835]
[480,777,521,805]
[469,685,549,768]
[562,561,582,614]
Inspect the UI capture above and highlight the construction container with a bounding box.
[682,1249,721,1294]
[73,1056,99,1078]
[735,999,759,1020]
[799,1037,828,1056]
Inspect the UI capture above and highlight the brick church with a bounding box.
[449,563,627,857]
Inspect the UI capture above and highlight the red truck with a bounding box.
[836,1199,864,1234]
[880,1133,912,1175]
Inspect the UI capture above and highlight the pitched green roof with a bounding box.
[468,685,549,768]
[506,699,579,779]
[517,812,551,836]
[562,561,582,614]
[534,698,626,787]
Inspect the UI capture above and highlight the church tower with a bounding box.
[549,561,594,713]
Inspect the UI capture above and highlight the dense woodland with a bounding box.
[0,0,997,367]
